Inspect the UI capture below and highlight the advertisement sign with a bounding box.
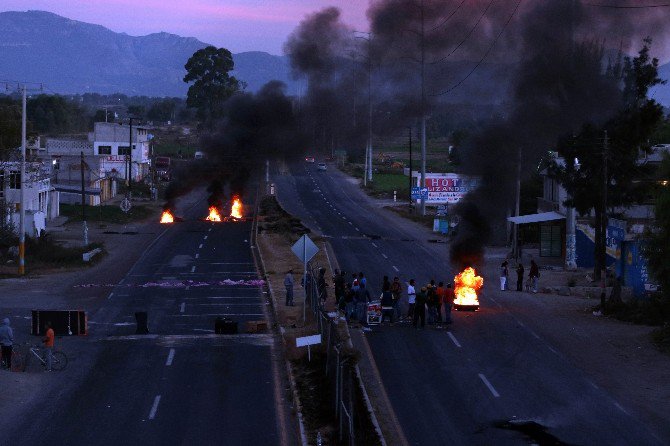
[366,301,381,325]
[417,174,480,204]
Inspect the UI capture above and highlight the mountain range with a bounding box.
[0,10,298,97]
[0,10,668,108]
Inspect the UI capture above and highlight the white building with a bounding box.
[0,161,58,237]
[91,122,151,182]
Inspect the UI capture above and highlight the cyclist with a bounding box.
[43,322,54,372]
[0,318,14,370]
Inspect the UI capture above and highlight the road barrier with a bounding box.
[31,310,87,336]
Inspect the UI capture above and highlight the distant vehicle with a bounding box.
[317,162,327,171]
[154,156,171,181]
[305,156,315,163]
[194,151,206,160]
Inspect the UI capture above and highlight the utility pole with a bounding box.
[81,151,88,246]
[127,117,134,197]
[601,131,609,277]
[355,31,373,184]
[512,146,522,260]
[419,0,427,216]
[18,86,27,275]
[408,126,413,213]
[15,82,42,275]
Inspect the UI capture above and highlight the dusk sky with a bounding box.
[0,0,370,55]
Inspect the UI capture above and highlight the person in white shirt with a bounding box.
[406,279,416,320]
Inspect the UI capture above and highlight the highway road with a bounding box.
[5,192,294,446]
[274,162,665,446]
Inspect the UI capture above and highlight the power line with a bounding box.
[431,0,523,97]
[430,0,497,65]
[429,0,468,32]
[583,2,670,8]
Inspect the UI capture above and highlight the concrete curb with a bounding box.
[251,192,308,446]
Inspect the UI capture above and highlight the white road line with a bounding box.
[529,329,541,340]
[447,331,461,348]
[208,228,212,232]
[148,395,161,420]
[204,236,208,240]
[180,302,186,313]
[478,374,500,398]
[614,402,629,415]
[165,349,175,366]
[107,292,114,300]
[170,313,265,317]
[199,244,203,249]
[381,253,388,259]
[185,286,190,291]
[547,345,559,355]
[342,216,346,220]
[190,266,196,273]
[392,266,399,272]
[119,278,125,285]
[590,381,599,390]
[371,242,378,248]
[195,253,200,259]
[355,227,361,232]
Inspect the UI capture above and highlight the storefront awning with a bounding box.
[507,211,565,224]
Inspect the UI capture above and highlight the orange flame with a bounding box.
[230,196,243,219]
[160,210,174,223]
[206,206,223,222]
[454,267,483,306]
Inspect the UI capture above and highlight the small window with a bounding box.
[118,146,131,156]
[9,171,21,189]
[98,145,112,155]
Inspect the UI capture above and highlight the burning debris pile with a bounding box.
[453,267,483,311]
[160,209,174,224]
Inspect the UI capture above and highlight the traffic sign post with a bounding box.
[411,187,429,201]
[291,235,319,323]
[120,198,132,213]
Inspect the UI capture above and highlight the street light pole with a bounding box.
[18,85,26,275]
[408,126,413,213]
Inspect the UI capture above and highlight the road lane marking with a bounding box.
[204,235,208,240]
[478,374,500,398]
[614,402,629,415]
[148,395,161,420]
[166,349,175,366]
[392,266,399,272]
[107,292,114,300]
[191,266,196,273]
[342,216,346,220]
[180,302,185,313]
[529,329,541,340]
[195,253,200,259]
[355,227,360,232]
[208,228,212,232]
[185,286,190,291]
[170,313,265,317]
[381,253,388,259]
[199,244,203,249]
[371,242,378,248]
[447,332,461,348]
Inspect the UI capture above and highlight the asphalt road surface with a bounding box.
[274,162,665,446]
[5,192,293,446]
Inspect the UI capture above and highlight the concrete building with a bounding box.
[0,160,59,237]
[42,122,152,205]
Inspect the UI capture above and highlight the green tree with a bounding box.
[645,154,670,297]
[147,99,177,123]
[554,39,666,280]
[127,105,146,120]
[0,97,21,159]
[183,46,241,124]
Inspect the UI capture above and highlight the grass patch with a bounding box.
[651,325,670,353]
[602,294,670,326]
[258,196,309,238]
[60,203,155,224]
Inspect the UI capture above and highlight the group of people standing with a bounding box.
[499,259,540,293]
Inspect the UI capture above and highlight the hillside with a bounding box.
[0,10,297,97]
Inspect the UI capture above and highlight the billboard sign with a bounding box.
[417,174,480,204]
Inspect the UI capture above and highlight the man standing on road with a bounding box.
[500,261,509,291]
[516,263,525,291]
[43,322,54,372]
[284,269,295,306]
[390,277,402,321]
[0,317,14,370]
[406,279,417,321]
[413,287,427,329]
[529,260,540,293]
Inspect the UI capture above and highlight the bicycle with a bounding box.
[26,344,68,371]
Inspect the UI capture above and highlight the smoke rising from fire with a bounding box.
[284,0,669,262]
[165,81,307,210]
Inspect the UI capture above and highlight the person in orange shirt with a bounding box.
[43,322,54,372]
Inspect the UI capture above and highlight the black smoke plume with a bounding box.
[164,81,307,210]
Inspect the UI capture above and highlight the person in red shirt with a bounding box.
[43,322,54,371]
